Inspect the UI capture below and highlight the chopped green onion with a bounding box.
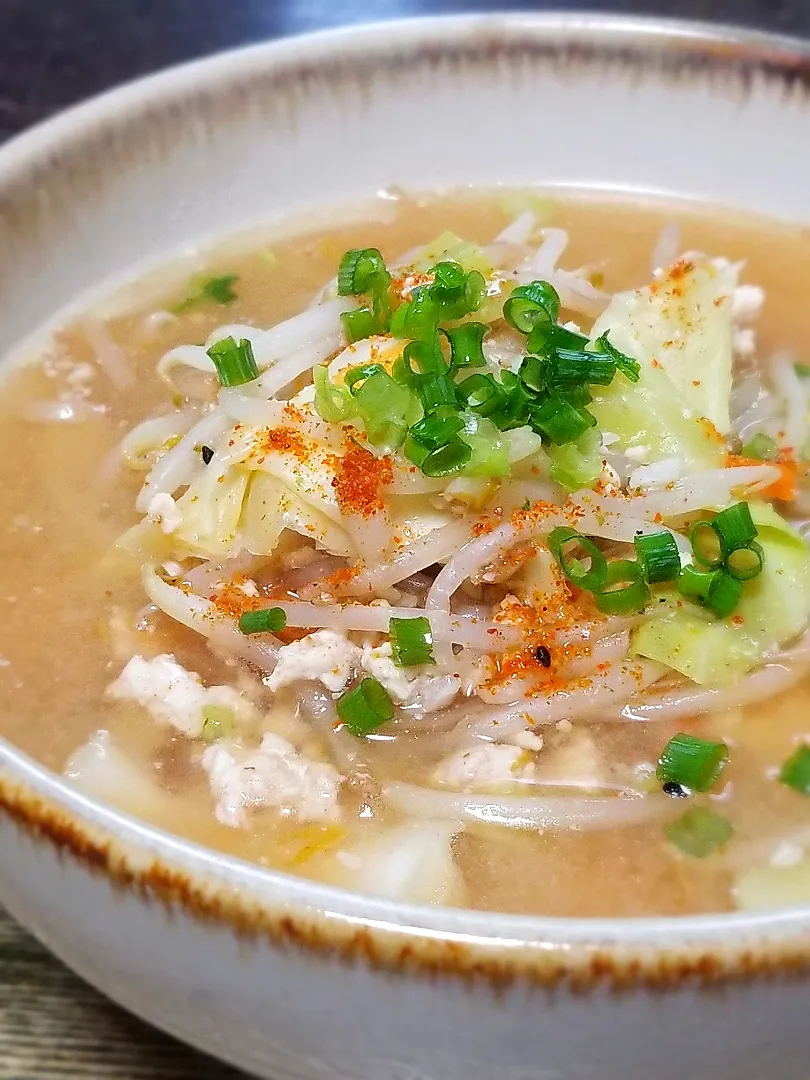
[665,807,733,858]
[202,274,239,305]
[595,332,641,383]
[345,363,386,394]
[677,564,719,600]
[503,281,560,334]
[338,248,388,296]
[206,337,260,388]
[201,704,235,743]
[547,527,608,593]
[488,371,531,430]
[390,615,435,667]
[402,434,430,469]
[551,348,616,387]
[457,373,503,417]
[560,383,593,409]
[519,355,549,394]
[442,323,487,372]
[657,732,729,792]
[594,559,650,615]
[529,395,595,444]
[431,260,466,293]
[419,373,458,412]
[690,520,724,568]
[549,324,589,351]
[421,438,472,477]
[780,745,810,795]
[634,532,681,584]
[352,370,417,451]
[705,570,743,618]
[238,607,287,635]
[390,290,440,341]
[341,307,378,343]
[174,273,239,312]
[401,338,446,377]
[741,432,779,461]
[408,409,464,450]
[725,541,764,581]
[337,677,395,736]
[314,366,354,424]
[464,270,486,313]
[712,502,758,555]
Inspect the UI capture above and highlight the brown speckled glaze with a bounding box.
[4,768,810,993]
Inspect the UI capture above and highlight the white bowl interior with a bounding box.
[2,13,810,947]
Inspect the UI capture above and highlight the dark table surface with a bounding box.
[1,0,808,1077]
[2,0,810,144]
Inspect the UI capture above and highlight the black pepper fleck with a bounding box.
[201,445,214,465]
[534,645,552,668]
[663,780,690,798]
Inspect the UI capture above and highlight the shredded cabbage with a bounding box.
[548,429,603,492]
[633,503,810,685]
[589,257,737,469]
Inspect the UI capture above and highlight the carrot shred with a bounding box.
[726,453,798,502]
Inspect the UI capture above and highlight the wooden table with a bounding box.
[0,908,246,1079]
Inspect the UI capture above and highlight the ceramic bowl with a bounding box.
[2,15,810,1080]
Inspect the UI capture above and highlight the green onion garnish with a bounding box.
[741,432,779,461]
[174,273,239,312]
[442,322,487,372]
[705,570,743,618]
[677,564,719,600]
[337,248,392,341]
[594,559,650,615]
[665,807,733,858]
[503,280,560,334]
[408,409,464,451]
[431,260,466,292]
[337,677,394,736]
[594,332,641,383]
[206,336,260,388]
[518,355,549,394]
[203,275,239,304]
[421,438,472,477]
[711,502,758,555]
[725,541,765,582]
[547,527,608,593]
[633,532,681,584]
[657,732,729,792]
[238,607,287,635]
[689,520,725,568]
[390,616,435,667]
[390,290,441,342]
[201,704,234,743]
[551,348,616,387]
[345,363,385,394]
[338,248,388,296]
[419,373,458,412]
[529,394,596,444]
[463,270,486,313]
[779,745,810,795]
[341,307,378,344]
[457,373,503,416]
[352,369,417,451]
[400,337,446,377]
[314,365,353,424]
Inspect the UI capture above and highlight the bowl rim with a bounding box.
[4,11,810,984]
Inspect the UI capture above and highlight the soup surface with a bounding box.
[2,190,810,918]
